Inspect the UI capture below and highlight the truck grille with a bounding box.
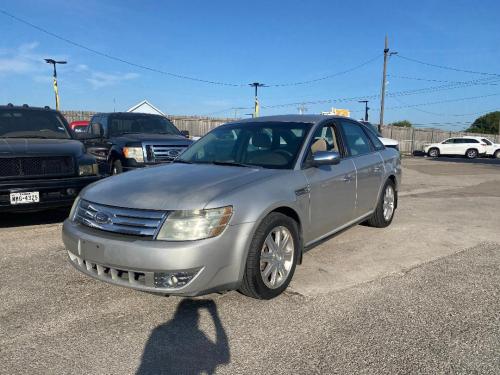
[75,199,167,237]
[0,156,75,179]
[146,145,187,162]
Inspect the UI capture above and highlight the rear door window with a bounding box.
[340,120,373,156]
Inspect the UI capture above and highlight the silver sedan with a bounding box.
[63,115,401,299]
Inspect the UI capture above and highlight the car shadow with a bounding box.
[136,299,230,375]
[0,208,70,228]
[425,155,500,166]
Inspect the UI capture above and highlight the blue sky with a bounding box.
[1,0,499,129]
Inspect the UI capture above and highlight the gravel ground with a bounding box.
[0,158,499,374]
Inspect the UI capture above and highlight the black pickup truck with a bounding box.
[81,112,193,174]
[0,104,100,212]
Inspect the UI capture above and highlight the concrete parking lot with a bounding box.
[1,157,499,374]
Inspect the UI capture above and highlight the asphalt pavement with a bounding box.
[1,157,499,374]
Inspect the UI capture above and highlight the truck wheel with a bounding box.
[465,148,478,159]
[427,148,439,157]
[111,160,123,175]
[239,213,299,299]
[366,179,397,228]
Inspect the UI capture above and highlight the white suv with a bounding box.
[424,137,488,159]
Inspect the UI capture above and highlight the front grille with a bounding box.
[147,145,187,162]
[0,156,75,179]
[75,199,166,237]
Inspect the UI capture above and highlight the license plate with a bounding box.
[10,191,40,205]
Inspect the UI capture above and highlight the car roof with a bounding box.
[0,104,56,112]
[226,114,352,125]
[95,112,165,118]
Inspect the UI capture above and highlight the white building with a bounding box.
[127,100,165,116]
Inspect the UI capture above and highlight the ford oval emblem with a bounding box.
[95,211,111,224]
[166,149,180,157]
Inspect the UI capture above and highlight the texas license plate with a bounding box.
[10,191,40,205]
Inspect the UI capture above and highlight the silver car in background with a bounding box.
[63,115,401,299]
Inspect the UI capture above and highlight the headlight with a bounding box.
[123,147,144,163]
[78,163,98,176]
[69,196,80,221]
[156,206,233,241]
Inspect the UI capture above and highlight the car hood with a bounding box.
[80,163,280,210]
[0,138,85,156]
[379,137,399,146]
[112,133,191,145]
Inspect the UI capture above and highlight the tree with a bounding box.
[389,120,412,127]
[466,111,500,134]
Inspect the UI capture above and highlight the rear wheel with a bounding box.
[111,159,123,175]
[428,148,439,157]
[465,148,478,159]
[366,179,397,228]
[239,213,299,299]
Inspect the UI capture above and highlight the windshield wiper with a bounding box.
[211,161,256,168]
[173,159,193,164]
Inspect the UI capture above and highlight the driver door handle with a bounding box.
[343,174,354,183]
[372,166,382,173]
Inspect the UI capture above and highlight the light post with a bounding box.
[249,82,266,117]
[44,58,67,110]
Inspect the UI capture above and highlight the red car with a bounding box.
[69,120,89,133]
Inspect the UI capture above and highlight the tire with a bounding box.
[465,148,478,159]
[366,179,397,228]
[427,148,439,158]
[239,213,300,299]
[111,159,123,175]
[494,150,500,159]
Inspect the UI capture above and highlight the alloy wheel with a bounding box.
[383,185,395,221]
[260,226,295,289]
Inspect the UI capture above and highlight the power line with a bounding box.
[0,9,381,88]
[388,74,499,86]
[266,55,381,87]
[395,54,500,77]
[390,96,498,117]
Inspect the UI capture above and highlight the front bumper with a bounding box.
[0,176,100,212]
[62,219,255,296]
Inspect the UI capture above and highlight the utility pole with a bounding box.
[44,58,67,110]
[249,82,266,117]
[358,100,369,121]
[379,36,397,132]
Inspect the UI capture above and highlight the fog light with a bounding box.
[154,270,200,289]
[66,188,76,196]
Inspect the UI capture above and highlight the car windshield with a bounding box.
[0,109,71,139]
[108,115,181,137]
[178,121,313,169]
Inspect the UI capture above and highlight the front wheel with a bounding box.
[465,148,478,159]
[494,150,500,159]
[428,148,439,158]
[239,213,299,299]
[366,180,397,228]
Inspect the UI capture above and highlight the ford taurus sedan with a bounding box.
[63,115,401,299]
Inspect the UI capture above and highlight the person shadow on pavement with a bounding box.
[136,299,230,375]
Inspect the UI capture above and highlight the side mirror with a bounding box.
[91,123,104,138]
[180,130,190,138]
[312,151,341,166]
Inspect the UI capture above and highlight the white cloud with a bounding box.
[86,72,140,89]
[0,43,139,89]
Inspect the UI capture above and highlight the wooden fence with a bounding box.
[62,111,499,154]
[380,126,500,155]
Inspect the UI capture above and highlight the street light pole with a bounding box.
[44,58,67,110]
[358,100,369,121]
[249,82,265,117]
